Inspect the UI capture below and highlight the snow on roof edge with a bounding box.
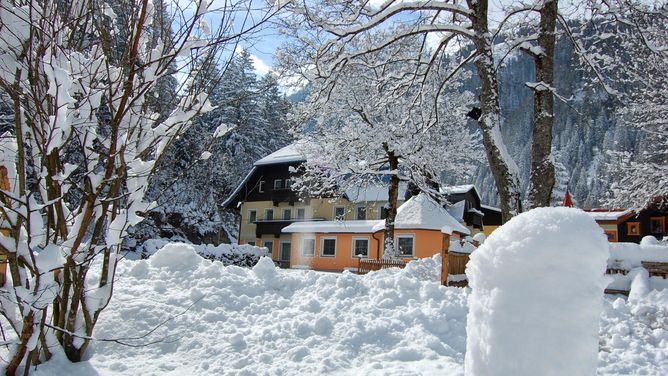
[222,166,257,208]
[253,143,306,166]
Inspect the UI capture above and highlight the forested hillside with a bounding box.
[459,36,642,208]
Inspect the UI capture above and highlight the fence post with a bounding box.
[441,233,450,286]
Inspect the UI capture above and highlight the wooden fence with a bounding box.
[446,251,470,287]
[357,258,406,275]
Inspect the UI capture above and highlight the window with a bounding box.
[282,208,292,220]
[285,179,293,189]
[248,210,257,224]
[356,206,367,220]
[258,180,265,193]
[379,205,387,219]
[263,241,274,253]
[296,208,305,220]
[279,241,291,261]
[247,241,256,246]
[321,237,337,257]
[627,222,640,236]
[274,179,284,190]
[301,238,315,257]
[650,217,666,234]
[605,230,618,242]
[265,208,274,221]
[333,206,345,220]
[352,237,369,258]
[396,235,415,257]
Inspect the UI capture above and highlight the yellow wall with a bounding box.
[238,197,398,245]
[482,225,500,237]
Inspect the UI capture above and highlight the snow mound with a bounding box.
[465,207,610,376]
[149,243,203,271]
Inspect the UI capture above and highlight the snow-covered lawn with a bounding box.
[34,244,668,375]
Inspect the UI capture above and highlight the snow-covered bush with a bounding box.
[465,207,609,375]
[141,239,269,267]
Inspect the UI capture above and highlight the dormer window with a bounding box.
[274,179,284,190]
[258,180,265,193]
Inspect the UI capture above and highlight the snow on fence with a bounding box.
[606,237,668,294]
[141,239,270,267]
[357,258,407,274]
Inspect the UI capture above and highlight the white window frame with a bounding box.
[258,180,265,193]
[356,205,367,220]
[395,234,416,258]
[296,208,306,220]
[274,179,283,190]
[247,209,257,224]
[333,206,346,220]
[301,237,316,257]
[320,237,337,258]
[282,208,292,220]
[265,208,274,221]
[351,236,370,258]
[279,241,291,261]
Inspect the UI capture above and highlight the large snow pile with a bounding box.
[465,207,609,376]
[140,239,269,267]
[27,242,668,375]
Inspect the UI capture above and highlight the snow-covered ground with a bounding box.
[31,244,667,375]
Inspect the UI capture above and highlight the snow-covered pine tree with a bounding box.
[139,50,293,245]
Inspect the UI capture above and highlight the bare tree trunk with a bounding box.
[528,0,558,208]
[382,143,399,258]
[6,312,33,376]
[468,0,522,222]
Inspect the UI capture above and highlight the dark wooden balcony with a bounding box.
[271,188,300,206]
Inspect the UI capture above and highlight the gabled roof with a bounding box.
[447,200,465,221]
[253,143,306,166]
[372,193,470,235]
[441,184,480,198]
[583,208,635,222]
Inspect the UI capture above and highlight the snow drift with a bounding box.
[24,242,667,375]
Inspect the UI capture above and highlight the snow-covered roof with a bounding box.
[481,204,501,212]
[441,184,478,196]
[372,194,470,235]
[468,208,484,216]
[447,200,465,221]
[282,220,383,234]
[344,183,408,203]
[221,166,257,208]
[254,143,306,166]
[584,209,635,221]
